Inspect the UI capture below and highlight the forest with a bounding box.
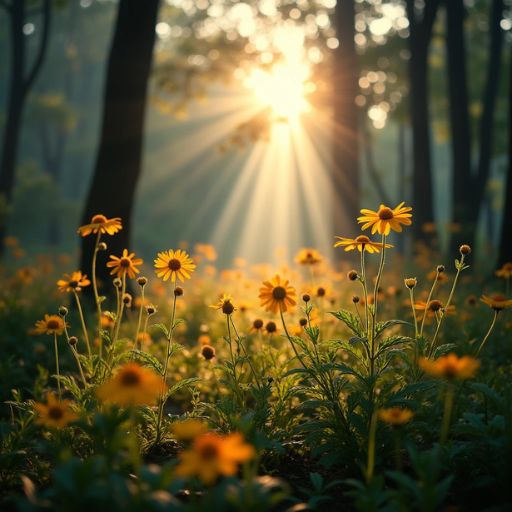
[0,1,511,511]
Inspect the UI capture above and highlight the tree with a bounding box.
[331,0,360,235]
[498,46,512,267]
[0,0,52,255]
[405,0,441,242]
[79,0,160,289]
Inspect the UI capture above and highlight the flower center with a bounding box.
[46,319,60,330]
[120,258,132,268]
[69,280,79,288]
[378,207,394,220]
[272,286,287,300]
[355,235,370,244]
[120,369,141,387]
[266,321,277,333]
[48,406,64,420]
[428,300,443,312]
[199,443,219,461]
[492,294,506,302]
[168,258,182,271]
[222,301,235,315]
[91,214,107,224]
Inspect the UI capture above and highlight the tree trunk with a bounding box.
[497,47,512,267]
[445,0,472,252]
[331,0,359,236]
[405,0,440,244]
[79,0,159,289]
[0,0,51,255]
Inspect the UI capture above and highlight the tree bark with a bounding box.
[79,0,159,289]
[405,0,440,243]
[331,0,360,236]
[497,47,512,267]
[445,0,472,252]
[0,0,51,254]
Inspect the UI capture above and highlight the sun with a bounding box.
[244,61,314,121]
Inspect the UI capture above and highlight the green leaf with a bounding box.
[330,310,363,337]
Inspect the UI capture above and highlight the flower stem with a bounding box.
[112,273,126,344]
[420,270,440,338]
[53,333,61,400]
[135,285,145,350]
[366,410,378,483]
[91,231,103,359]
[440,383,455,445]
[409,288,419,339]
[73,290,92,359]
[476,310,498,356]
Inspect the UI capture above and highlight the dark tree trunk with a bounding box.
[79,0,159,289]
[331,0,359,236]
[405,0,440,244]
[445,0,472,252]
[497,48,512,267]
[0,0,51,255]
[470,0,504,248]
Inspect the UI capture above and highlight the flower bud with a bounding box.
[137,276,147,287]
[348,270,359,281]
[68,336,78,346]
[98,242,107,251]
[302,293,311,303]
[404,277,417,289]
[59,306,68,317]
[299,318,308,327]
[201,345,215,361]
[437,265,445,273]
[174,287,184,297]
[459,244,471,255]
[352,295,360,304]
[253,318,263,330]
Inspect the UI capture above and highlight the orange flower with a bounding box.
[154,249,196,282]
[210,294,237,315]
[171,419,208,441]
[334,234,393,254]
[57,271,91,293]
[419,354,479,380]
[259,275,296,314]
[106,249,143,279]
[78,214,122,237]
[34,314,65,335]
[295,248,323,265]
[34,393,78,429]
[175,432,255,484]
[480,294,512,311]
[378,407,414,426]
[358,202,412,235]
[96,363,167,406]
[496,262,512,279]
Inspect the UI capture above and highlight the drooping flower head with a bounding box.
[419,354,479,381]
[480,294,512,312]
[57,271,91,293]
[334,235,393,254]
[175,432,255,485]
[96,362,167,406]
[358,202,412,235]
[78,214,122,237]
[210,294,237,315]
[34,314,65,335]
[106,249,143,279]
[154,249,196,283]
[34,393,78,429]
[259,275,296,314]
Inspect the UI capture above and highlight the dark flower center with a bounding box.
[378,207,394,220]
[199,443,219,460]
[120,369,141,387]
[272,286,287,300]
[120,258,132,268]
[266,321,277,333]
[253,319,263,329]
[168,258,182,271]
[48,406,64,420]
[428,300,443,312]
[69,280,79,288]
[91,214,107,224]
[46,319,60,330]
[222,301,235,315]
[355,235,370,243]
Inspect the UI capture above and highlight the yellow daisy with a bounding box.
[378,407,414,426]
[34,314,65,336]
[419,354,479,381]
[358,202,413,235]
[106,249,143,279]
[57,271,91,293]
[295,248,323,265]
[77,214,122,237]
[34,393,78,429]
[210,293,237,315]
[154,249,196,283]
[259,275,296,314]
[334,234,393,254]
[480,294,512,311]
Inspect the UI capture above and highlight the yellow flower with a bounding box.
[259,275,296,314]
[378,407,414,426]
[480,294,512,311]
[34,393,78,429]
[175,432,255,485]
[210,293,237,315]
[419,354,479,380]
[106,249,143,279]
[358,202,412,235]
[78,214,122,237]
[154,249,196,283]
[194,243,217,261]
[295,248,323,265]
[57,271,91,293]
[496,262,512,279]
[171,419,208,441]
[334,234,393,254]
[34,314,65,335]
[96,362,167,406]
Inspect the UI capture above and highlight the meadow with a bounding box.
[1,203,511,512]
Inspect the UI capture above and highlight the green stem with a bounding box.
[112,273,126,344]
[230,316,262,390]
[135,285,145,349]
[53,333,61,400]
[440,383,455,445]
[91,231,103,359]
[73,290,91,359]
[420,270,440,338]
[366,410,378,482]
[360,249,369,338]
[476,310,498,356]
[409,288,419,339]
